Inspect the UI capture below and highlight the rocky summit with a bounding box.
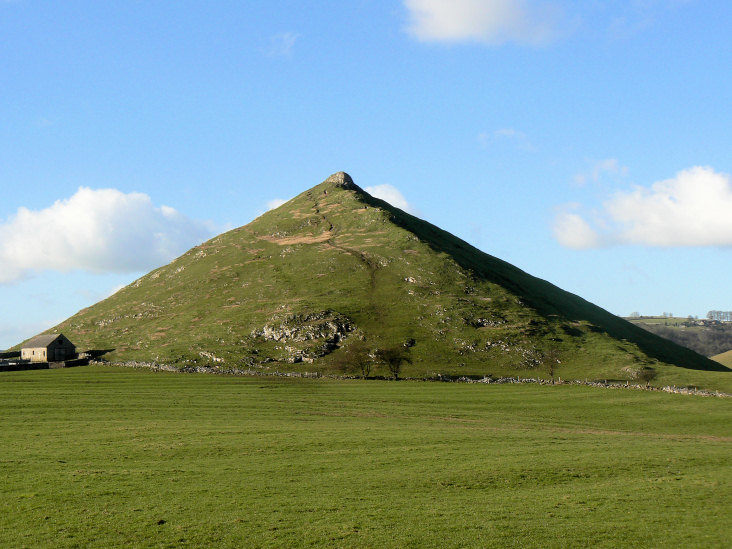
[36,172,728,380]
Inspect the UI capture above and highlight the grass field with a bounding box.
[1,366,730,548]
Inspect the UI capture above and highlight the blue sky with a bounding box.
[2,0,731,349]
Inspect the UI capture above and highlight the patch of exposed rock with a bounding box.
[324,171,357,190]
[251,310,354,362]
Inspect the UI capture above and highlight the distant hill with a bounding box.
[712,350,732,368]
[627,317,732,358]
[21,172,729,384]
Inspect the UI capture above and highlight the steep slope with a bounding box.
[32,172,729,381]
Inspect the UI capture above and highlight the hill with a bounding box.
[712,349,732,368]
[627,317,732,357]
[22,172,729,384]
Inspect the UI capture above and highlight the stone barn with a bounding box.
[21,334,76,363]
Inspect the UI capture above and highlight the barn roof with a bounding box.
[22,333,69,349]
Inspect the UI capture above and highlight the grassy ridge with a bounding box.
[1,366,730,548]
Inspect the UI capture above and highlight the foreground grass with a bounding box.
[1,366,730,548]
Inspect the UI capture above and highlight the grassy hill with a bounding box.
[712,349,732,368]
[22,172,729,386]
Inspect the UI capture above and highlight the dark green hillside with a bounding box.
[26,172,729,384]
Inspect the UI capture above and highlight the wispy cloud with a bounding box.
[34,117,55,128]
[0,188,215,284]
[403,0,564,46]
[266,32,299,56]
[554,166,732,249]
[608,0,695,38]
[573,158,628,187]
[478,128,534,151]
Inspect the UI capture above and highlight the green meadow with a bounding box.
[1,366,730,548]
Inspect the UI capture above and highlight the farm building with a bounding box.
[21,334,76,363]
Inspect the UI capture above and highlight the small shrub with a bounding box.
[375,346,412,380]
[637,366,658,387]
[332,340,373,378]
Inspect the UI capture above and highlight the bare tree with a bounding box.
[543,347,561,384]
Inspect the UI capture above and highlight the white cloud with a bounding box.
[266,198,288,211]
[364,184,415,214]
[554,166,732,248]
[0,187,214,284]
[608,167,732,247]
[404,0,563,45]
[267,32,299,56]
[552,210,602,249]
